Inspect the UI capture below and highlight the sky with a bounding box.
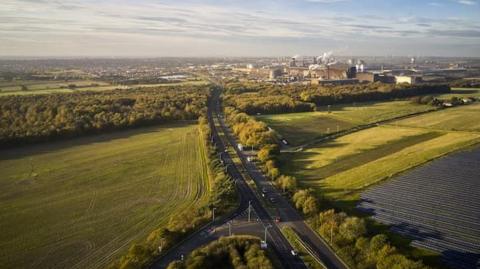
[1,0,479,57]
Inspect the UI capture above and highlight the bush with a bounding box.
[168,236,274,269]
[310,210,428,269]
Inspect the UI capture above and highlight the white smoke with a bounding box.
[322,51,333,63]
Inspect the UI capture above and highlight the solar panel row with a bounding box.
[357,147,480,269]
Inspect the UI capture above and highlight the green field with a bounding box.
[393,103,480,132]
[0,123,210,269]
[257,101,433,146]
[280,104,480,201]
[0,79,209,96]
[435,87,480,99]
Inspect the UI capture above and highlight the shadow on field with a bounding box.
[0,123,188,161]
[278,141,348,174]
[448,89,480,94]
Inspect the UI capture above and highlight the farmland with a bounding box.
[357,147,480,269]
[257,100,433,146]
[281,125,480,200]
[0,123,210,269]
[278,100,480,202]
[435,87,480,99]
[393,103,480,132]
[0,79,208,96]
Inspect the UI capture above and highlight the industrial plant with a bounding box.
[231,53,478,86]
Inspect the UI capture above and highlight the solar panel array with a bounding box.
[357,147,480,269]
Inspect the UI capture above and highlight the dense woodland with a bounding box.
[223,106,429,269]
[0,85,209,146]
[224,82,451,114]
[166,236,274,269]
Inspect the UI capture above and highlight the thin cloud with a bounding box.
[455,0,477,5]
[0,0,479,57]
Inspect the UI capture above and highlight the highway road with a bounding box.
[212,89,348,269]
[150,88,347,269]
[150,88,306,269]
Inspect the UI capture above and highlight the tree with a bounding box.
[339,217,366,242]
[267,167,280,179]
[377,254,425,269]
[292,189,308,209]
[303,196,318,215]
[277,175,297,193]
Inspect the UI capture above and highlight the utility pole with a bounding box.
[248,200,252,222]
[212,208,216,223]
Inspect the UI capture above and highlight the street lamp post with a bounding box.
[264,224,272,242]
[225,163,232,173]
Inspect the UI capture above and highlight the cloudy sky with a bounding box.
[1,0,479,57]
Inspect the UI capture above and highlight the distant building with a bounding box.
[356,72,377,82]
[377,75,396,84]
[395,75,422,84]
[356,72,395,83]
[269,67,283,80]
[307,63,352,80]
[311,78,359,86]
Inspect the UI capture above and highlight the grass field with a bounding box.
[257,101,433,146]
[393,103,480,132]
[435,87,480,99]
[281,103,480,202]
[0,79,209,96]
[0,123,210,269]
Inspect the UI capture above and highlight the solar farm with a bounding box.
[357,147,480,269]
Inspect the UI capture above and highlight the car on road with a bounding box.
[291,250,298,256]
[274,216,281,223]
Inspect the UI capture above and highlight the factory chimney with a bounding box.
[290,57,296,67]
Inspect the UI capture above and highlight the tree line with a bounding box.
[224,94,314,115]
[223,82,451,115]
[223,104,429,269]
[0,85,209,147]
[167,236,274,269]
[312,210,427,269]
[449,78,480,88]
[108,115,238,269]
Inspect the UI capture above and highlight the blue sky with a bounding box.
[0,0,479,57]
